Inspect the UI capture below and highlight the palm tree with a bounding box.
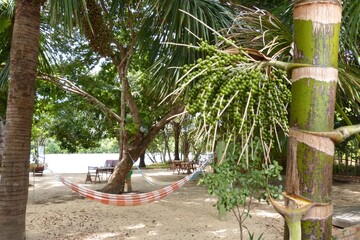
[0,1,43,238]
[172,0,358,238]
[0,0,86,238]
[286,1,342,238]
[226,1,358,238]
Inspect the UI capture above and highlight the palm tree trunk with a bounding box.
[0,0,41,239]
[0,117,4,166]
[285,0,341,239]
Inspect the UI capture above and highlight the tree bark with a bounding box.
[284,1,341,239]
[182,132,190,162]
[0,118,4,166]
[173,121,181,160]
[163,128,172,162]
[0,1,41,239]
[139,152,146,168]
[101,105,184,193]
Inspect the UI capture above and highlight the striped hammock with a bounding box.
[133,162,203,186]
[59,159,210,206]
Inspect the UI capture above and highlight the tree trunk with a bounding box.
[0,1,41,239]
[182,132,190,162]
[173,121,180,160]
[101,105,184,193]
[284,1,341,239]
[139,152,146,168]
[164,129,172,162]
[0,118,4,166]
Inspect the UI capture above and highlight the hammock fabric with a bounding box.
[134,163,202,186]
[58,159,210,206]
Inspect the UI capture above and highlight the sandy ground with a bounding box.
[25,170,360,240]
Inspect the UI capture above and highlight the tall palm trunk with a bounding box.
[0,117,4,165]
[0,1,41,239]
[285,0,341,239]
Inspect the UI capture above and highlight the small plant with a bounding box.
[200,140,283,240]
[247,231,264,240]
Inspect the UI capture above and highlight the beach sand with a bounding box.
[25,170,360,240]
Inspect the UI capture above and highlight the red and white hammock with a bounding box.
[58,159,210,206]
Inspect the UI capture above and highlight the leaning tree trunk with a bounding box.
[101,105,184,193]
[284,0,341,239]
[0,1,42,239]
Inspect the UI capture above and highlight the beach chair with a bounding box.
[85,166,101,183]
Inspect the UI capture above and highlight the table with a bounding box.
[85,167,114,183]
[97,167,115,181]
[172,161,197,174]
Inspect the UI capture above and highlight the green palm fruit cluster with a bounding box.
[82,0,112,57]
[183,41,291,143]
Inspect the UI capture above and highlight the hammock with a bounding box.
[58,159,210,206]
[133,161,204,186]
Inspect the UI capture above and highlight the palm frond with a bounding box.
[0,0,15,18]
[337,63,360,113]
[141,0,233,99]
[48,0,88,35]
[341,0,360,65]
[0,60,9,89]
[227,6,293,61]
[0,1,13,89]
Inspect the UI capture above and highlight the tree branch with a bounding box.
[130,105,185,154]
[303,124,360,143]
[335,102,360,142]
[38,73,122,123]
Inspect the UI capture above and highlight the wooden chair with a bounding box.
[85,166,101,183]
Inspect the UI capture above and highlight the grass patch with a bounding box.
[143,162,170,169]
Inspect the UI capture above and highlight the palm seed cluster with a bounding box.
[183,41,291,143]
[82,0,113,57]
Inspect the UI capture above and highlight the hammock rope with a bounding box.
[58,159,211,206]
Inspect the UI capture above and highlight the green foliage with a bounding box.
[247,231,264,240]
[44,137,119,154]
[200,141,283,212]
[0,0,12,88]
[143,0,233,99]
[145,162,170,169]
[0,88,6,118]
[200,140,282,239]
[45,138,69,154]
[341,0,360,66]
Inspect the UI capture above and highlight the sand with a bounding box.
[25,170,360,240]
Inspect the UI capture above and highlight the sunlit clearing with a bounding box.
[84,232,119,239]
[126,223,146,230]
[253,210,282,218]
[204,198,215,203]
[147,230,158,236]
[211,229,228,238]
